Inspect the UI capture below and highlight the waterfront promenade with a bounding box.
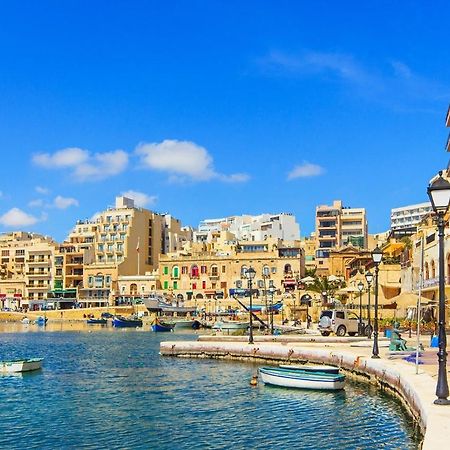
[161,334,450,450]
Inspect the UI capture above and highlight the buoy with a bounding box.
[250,375,258,386]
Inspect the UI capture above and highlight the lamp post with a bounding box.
[322,290,327,304]
[268,281,276,335]
[245,267,256,344]
[301,294,312,329]
[262,266,270,329]
[371,246,383,359]
[365,271,373,338]
[428,171,450,405]
[357,281,364,336]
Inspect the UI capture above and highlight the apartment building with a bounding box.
[315,200,368,275]
[390,202,432,237]
[67,196,190,306]
[195,213,300,243]
[158,234,305,310]
[0,232,57,310]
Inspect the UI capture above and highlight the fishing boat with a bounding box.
[212,320,250,331]
[87,318,108,325]
[172,319,201,329]
[0,358,43,373]
[112,315,143,328]
[21,317,30,325]
[151,318,175,332]
[259,366,345,390]
[278,364,340,374]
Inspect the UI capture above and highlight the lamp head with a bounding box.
[245,266,256,280]
[372,246,383,265]
[357,281,364,292]
[365,271,373,284]
[428,171,450,214]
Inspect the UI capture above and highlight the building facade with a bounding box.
[390,202,432,237]
[315,200,368,275]
[158,235,305,310]
[195,213,300,243]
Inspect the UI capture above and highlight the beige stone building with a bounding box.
[67,196,188,306]
[315,200,368,275]
[158,234,305,310]
[0,232,57,310]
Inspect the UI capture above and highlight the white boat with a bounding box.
[0,358,43,373]
[278,364,340,374]
[212,320,250,330]
[259,367,345,390]
[21,317,30,325]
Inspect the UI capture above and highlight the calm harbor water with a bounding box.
[0,324,420,449]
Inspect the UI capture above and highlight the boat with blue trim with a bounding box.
[259,366,345,390]
[151,318,175,332]
[112,315,143,328]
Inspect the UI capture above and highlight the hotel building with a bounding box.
[315,200,368,275]
[390,202,432,237]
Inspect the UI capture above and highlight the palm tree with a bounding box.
[308,276,345,303]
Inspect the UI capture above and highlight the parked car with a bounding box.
[318,309,367,337]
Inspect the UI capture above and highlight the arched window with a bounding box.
[240,265,248,278]
[425,262,429,280]
[191,265,199,277]
[130,283,138,295]
[284,264,292,274]
[431,260,436,279]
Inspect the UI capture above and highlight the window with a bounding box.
[201,265,207,274]
[182,266,188,275]
[336,311,345,320]
[192,282,197,290]
[98,244,104,252]
[163,266,169,275]
[211,265,218,276]
[191,265,199,277]
[240,265,248,278]
[222,265,226,273]
[105,276,111,287]
[15,250,25,256]
[88,276,94,287]
[163,281,169,290]
[1,250,9,256]
[107,244,113,252]
[271,267,277,274]
[173,281,178,290]
[173,266,179,278]
[202,280,206,289]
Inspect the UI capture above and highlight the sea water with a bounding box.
[0,325,420,449]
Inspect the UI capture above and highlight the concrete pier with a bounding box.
[161,336,450,449]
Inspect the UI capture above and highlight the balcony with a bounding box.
[209,275,220,280]
[27,259,50,265]
[318,223,337,229]
[27,272,50,277]
[27,284,49,289]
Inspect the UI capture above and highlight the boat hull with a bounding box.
[152,323,175,332]
[112,317,143,328]
[259,368,345,390]
[87,319,107,325]
[0,358,43,373]
[212,321,249,331]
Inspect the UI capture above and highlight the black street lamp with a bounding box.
[268,280,276,335]
[428,171,450,405]
[262,266,270,330]
[371,246,383,359]
[357,281,364,336]
[301,294,312,329]
[365,271,373,338]
[245,267,256,344]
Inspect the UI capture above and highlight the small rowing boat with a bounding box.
[87,318,108,325]
[112,315,143,328]
[212,320,249,331]
[0,358,43,373]
[259,366,345,390]
[151,318,175,332]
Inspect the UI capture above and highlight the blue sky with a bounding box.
[0,1,449,241]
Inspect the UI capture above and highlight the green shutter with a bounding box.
[163,281,169,290]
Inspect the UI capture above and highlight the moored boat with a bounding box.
[172,319,201,330]
[212,320,249,331]
[259,366,345,390]
[0,358,43,373]
[112,315,143,328]
[151,318,175,332]
[87,318,108,325]
[35,316,48,326]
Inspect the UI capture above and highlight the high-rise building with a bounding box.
[195,213,300,242]
[315,200,368,274]
[390,202,432,237]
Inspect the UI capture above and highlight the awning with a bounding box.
[282,280,297,286]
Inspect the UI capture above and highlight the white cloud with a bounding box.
[287,162,325,180]
[33,147,128,182]
[121,190,157,208]
[53,196,79,209]
[0,208,39,228]
[136,139,249,183]
[28,199,45,208]
[35,186,50,195]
